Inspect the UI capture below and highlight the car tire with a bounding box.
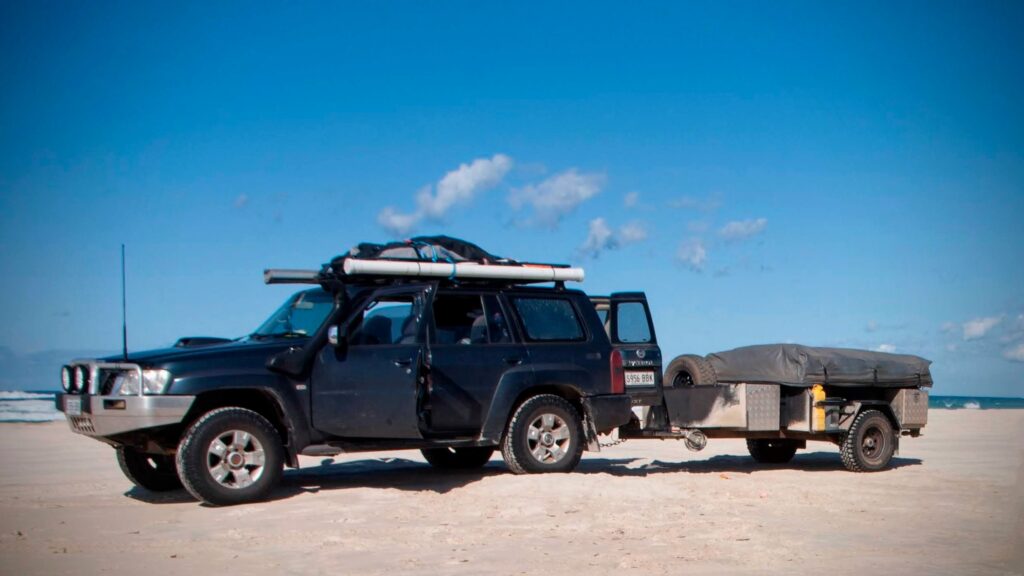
[665,354,717,387]
[421,447,495,470]
[840,409,896,472]
[176,407,284,506]
[501,394,584,474]
[746,439,799,464]
[116,446,183,492]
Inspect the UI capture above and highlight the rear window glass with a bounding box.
[615,301,652,343]
[512,297,585,342]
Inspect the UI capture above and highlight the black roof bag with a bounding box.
[706,344,932,388]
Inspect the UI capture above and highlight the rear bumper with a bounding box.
[56,393,195,437]
[583,394,633,434]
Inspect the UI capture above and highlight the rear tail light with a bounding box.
[610,349,625,394]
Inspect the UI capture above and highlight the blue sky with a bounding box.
[1,2,1022,395]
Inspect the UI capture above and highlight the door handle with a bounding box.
[504,356,523,366]
[393,358,413,367]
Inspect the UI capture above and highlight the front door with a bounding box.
[311,285,430,439]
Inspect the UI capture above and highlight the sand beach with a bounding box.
[0,409,1021,576]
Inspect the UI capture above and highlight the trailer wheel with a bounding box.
[840,409,896,472]
[176,407,285,506]
[421,447,495,470]
[665,354,716,387]
[746,439,799,464]
[116,446,183,492]
[501,395,584,474]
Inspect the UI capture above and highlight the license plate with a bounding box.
[65,396,81,416]
[624,371,656,386]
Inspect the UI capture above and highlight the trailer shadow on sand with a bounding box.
[123,451,922,506]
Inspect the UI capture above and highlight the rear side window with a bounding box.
[512,297,585,342]
[614,301,652,343]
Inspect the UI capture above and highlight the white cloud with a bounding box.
[376,207,420,236]
[866,320,879,333]
[624,191,640,208]
[234,193,249,209]
[579,218,616,258]
[619,221,648,244]
[669,195,721,212]
[376,154,513,236]
[719,218,768,241]
[676,239,707,271]
[940,322,957,334]
[872,344,897,353]
[963,315,1003,341]
[417,154,512,219]
[1003,343,1024,362]
[578,219,649,258]
[509,169,604,227]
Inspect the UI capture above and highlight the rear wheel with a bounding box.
[840,410,896,472]
[421,447,495,470]
[746,439,799,464]
[176,407,285,506]
[116,446,183,492]
[501,395,584,474]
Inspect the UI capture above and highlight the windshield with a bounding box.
[251,289,335,339]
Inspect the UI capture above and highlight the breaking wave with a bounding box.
[0,392,63,423]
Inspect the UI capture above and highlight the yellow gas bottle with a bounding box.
[811,384,826,431]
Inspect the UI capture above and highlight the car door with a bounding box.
[310,284,431,439]
[608,292,663,406]
[423,291,529,434]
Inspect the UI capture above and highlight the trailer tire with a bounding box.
[746,439,799,464]
[840,409,896,472]
[501,394,584,474]
[421,447,495,470]
[665,354,717,387]
[116,447,183,492]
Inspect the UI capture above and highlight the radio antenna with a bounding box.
[121,244,128,361]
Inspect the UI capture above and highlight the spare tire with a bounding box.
[665,354,717,387]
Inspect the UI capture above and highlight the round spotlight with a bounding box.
[61,366,72,392]
[74,366,88,393]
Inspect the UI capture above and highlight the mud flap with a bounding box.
[581,404,601,452]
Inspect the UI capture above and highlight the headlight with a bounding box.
[112,369,172,395]
[60,366,72,392]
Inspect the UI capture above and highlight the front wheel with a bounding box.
[746,439,799,464]
[176,407,285,506]
[421,447,495,470]
[116,446,183,492]
[840,410,896,472]
[501,394,584,474]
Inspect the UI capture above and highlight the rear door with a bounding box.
[423,290,530,435]
[608,292,663,406]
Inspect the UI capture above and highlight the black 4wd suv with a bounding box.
[57,276,661,505]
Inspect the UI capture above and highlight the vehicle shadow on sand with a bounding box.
[124,452,923,505]
[576,451,923,476]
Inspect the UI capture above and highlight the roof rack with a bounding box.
[264,259,585,286]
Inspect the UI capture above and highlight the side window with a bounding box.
[512,297,585,342]
[432,294,485,345]
[614,301,652,343]
[349,296,418,345]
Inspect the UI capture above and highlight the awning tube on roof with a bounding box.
[342,258,585,282]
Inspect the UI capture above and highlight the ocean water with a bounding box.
[0,391,1022,423]
[0,391,64,423]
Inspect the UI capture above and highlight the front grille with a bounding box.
[69,416,95,434]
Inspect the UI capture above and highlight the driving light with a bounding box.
[60,366,72,392]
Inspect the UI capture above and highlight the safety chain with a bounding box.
[599,435,628,448]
